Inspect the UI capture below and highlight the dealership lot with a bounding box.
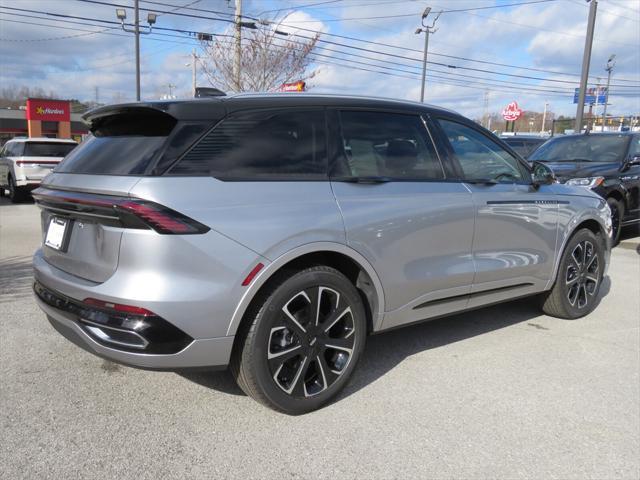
[1,198,638,479]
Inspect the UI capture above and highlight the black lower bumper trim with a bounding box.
[34,281,192,354]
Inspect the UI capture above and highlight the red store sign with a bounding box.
[501,101,523,122]
[26,99,70,122]
[280,81,306,92]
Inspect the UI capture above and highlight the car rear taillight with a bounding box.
[32,187,210,235]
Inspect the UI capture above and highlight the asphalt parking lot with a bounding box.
[1,197,639,480]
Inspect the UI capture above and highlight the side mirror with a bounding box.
[628,155,640,166]
[620,155,640,172]
[531,161,556,187]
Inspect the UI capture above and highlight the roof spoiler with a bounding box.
[82,104,177,136]
[82,104,176,128]
[194,87,226,98]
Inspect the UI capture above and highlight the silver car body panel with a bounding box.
[331,181,476,331]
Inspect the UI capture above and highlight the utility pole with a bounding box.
[115,3,157,101]
[415,7,441,103]
[541,101,548,134]
[167,83,176,98]
[234,0,242,91]
[574,0,598,133]
[483,90,490,129]
[602,54,616,131]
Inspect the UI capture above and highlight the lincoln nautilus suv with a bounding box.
[32,94,612,414]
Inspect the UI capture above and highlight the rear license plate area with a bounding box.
[45,217,72,252]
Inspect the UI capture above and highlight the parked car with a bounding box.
[500,135,547,159]
[529,132,640,244]
[0,137,78,202]
[32,94,611,414]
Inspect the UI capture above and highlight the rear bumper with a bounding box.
[40,297,233,370]
[33,249,235,369]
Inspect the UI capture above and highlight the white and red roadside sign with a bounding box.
[26,99,70,122]
[501,101,523,122]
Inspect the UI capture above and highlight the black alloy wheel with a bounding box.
[268,286,356,398]
[564,239,600,310]
[232,266,367,414]
[541,228,605,319]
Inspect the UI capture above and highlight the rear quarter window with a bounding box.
[170,109,327,179]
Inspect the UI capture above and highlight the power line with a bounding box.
[3,5,638,93]
[138,0,640,82]
[265,36,639,96]
[3,3,638,99]
[68,0,640,85]
[565,0,640,22]
[283,0,558,22]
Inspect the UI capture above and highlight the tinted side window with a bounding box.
[336,111,443,180]
[505,140,528,157]
[629,136,640,157]
[9,143,24,156]
[172,109,327,179]
[438,119,525,183]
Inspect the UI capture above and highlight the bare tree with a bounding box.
[0,85,58,109]
[199,22,319,93]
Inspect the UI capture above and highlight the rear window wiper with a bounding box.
[336,176,392,184]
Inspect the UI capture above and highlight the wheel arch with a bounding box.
[547,213,610,290]
[606,188,626,208]
[226,242,386,338]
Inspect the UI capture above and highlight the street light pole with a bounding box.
[602,54,616,132]
[416,7,441,103]
[574,0,598,133]
[115,3,157,101]
[134,0,140,101]
[541,101,548,134]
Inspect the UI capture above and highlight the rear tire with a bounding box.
[231,265,367,414]
[541,228,604,319]
[8,176,25,203]
[606,197,623,246]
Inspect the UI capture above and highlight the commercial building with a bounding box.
[0,98,88,145]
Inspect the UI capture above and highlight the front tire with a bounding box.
[606,197,623,246]
[541,228,604,319]
[231,266,367,414]
[8,176,25,203]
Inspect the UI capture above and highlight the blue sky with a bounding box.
[0,0,638,119]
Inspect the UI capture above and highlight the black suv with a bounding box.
[529,132,640,244]
[501,135,547,159]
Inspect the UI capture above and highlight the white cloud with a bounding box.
[1,0,638,119]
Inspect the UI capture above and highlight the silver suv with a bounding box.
[0,137,77,202]
[32,94,611,414]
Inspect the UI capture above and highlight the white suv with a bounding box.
[0,137,77,202]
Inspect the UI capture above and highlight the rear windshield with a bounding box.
[55,110,176,175]
[529,135,630,162]
[55,136,167,175]
[24,142,77,157]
